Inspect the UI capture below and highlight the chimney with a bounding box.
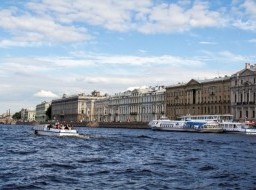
[245,63,251,69]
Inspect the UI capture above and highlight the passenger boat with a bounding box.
[219,122,248,133]
[148,116,168,128]
[149,114,256,134]
[151,119,188,132]
[33,124,80,137]
[219,122,256,135]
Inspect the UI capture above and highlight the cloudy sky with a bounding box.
[0,0,256,114]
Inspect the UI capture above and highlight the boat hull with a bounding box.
[34,125,79,137]
[197,129,224,133]
[35,129,79,137]
[152,127,197,132]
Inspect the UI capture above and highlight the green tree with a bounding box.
[12,111,21,120]
[46,105,52,120]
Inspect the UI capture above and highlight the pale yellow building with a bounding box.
[166,76,231,119]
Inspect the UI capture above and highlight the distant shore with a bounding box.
[76,121,150,129]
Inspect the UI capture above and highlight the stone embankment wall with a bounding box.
[95,122,149,129]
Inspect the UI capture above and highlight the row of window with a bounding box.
[166,86,230,97]
[234,78,256,86]
[168,106,230,115]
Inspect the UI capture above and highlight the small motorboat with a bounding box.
[33,124,80,137]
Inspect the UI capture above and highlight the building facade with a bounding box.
[51,92,105,122]
[231,63,256,121]
[94,97,110,122]
[21,108,36,122]
[105,86,166,122]
[35,101,51,122]
[166,76,231,119]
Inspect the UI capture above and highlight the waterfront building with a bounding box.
[166,76,231,119]
[106,86,166,122]
[51,91,105,122]
[21,108,36,122]
[231,63,256,121]
[94,97,110,122]
[35,101,51,122]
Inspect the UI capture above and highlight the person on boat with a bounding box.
[47,124,52,130]
[55,122,61,129]
[64,124,69,130]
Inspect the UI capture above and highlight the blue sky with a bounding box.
[0,0,256,114]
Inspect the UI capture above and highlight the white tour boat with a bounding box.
[219,122,248,133]
[219,121,256,135]
[33,124,80,137]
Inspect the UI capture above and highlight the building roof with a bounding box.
[166,75,230,89]
[231,63,256,77]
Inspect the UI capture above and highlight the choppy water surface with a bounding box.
[1,125,256,189]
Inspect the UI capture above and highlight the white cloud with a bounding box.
[0,0,226,48]
[218,51,247,62]
[138,1,224,34]
[199,41,217,45]
[34,90,59,98]
[248,38,256,43]
[2,0,256,49]
[70,53,204,67]
[231,0,256,31]
[0,8,91,46]
[243,0,256,18]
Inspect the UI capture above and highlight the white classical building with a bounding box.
[231,63,256,121]
[94,97,110,122]
[21,108,36,122]
[96,86,166,123]
[35,101,51,122]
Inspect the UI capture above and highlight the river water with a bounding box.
[0,125,256,190]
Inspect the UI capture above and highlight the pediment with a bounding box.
[186,79,200,86]
[240,69,255,77]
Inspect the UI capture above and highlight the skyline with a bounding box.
[0,0,256,114]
